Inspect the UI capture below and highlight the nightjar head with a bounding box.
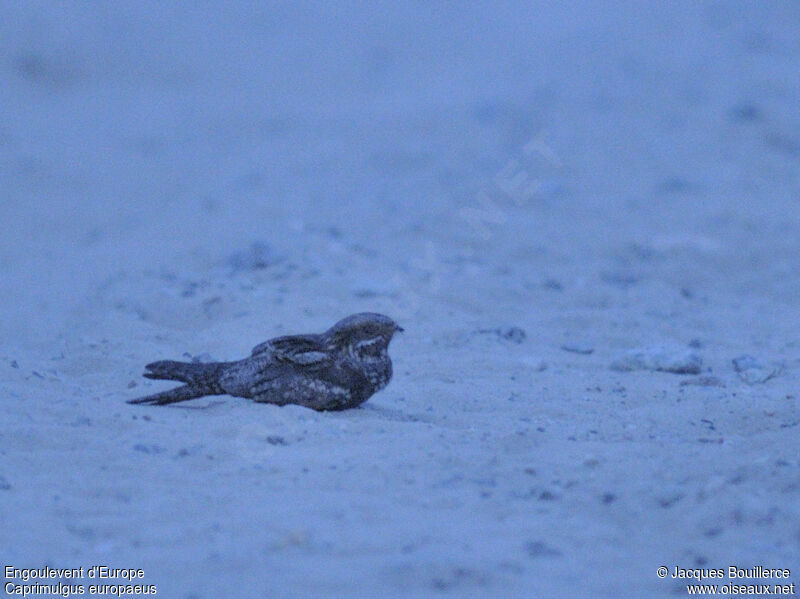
[325,312,402,362]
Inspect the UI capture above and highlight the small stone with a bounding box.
[475,327,526,344]
[229,242,281,271]
[732,355,782,384]
[133,444,165,454]
[611,344,702,374]
[181,281,199,297]
[542,278,562,291]
[561,344,594,355]
[730,103,761,122]
[497,326,526,343]
[658,494,683,508]
[525,541,562,558]
[0,475,11,490]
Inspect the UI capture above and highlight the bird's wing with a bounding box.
[251,334,332,368]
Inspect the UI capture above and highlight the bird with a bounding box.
[127,313,402,411]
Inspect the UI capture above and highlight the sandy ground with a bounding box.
[2,2,799,597]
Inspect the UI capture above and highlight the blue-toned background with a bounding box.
[2,3,799,597]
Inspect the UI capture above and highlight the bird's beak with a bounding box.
[394,324,404,333]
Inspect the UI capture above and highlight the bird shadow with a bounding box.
[166,399,228,410]
[355,403,437,424]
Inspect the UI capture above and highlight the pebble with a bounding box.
[133,444,165,454]
[498,327,526,343]
[729,103,761,122]
[732,355,782,385]
[228,241,282,272]
[611,344,702,374]
[561,344,594,355]
[525,540,562,558]
[542,278,563,291]
[474,327,527,344]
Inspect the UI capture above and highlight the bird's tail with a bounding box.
[128,359,231,406]
[127,384,210,406]
[142,360,229,389]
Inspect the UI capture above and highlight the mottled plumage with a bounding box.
[128,313,402,411]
